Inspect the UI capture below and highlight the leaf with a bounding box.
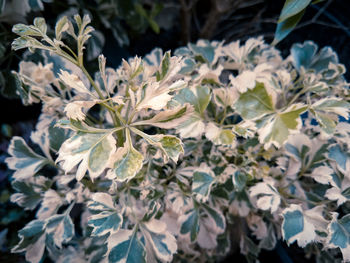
[55,16,69,40]
[6,136,49,180]
[328,145,349,173]
[107,229,146,263]
[87,193,123,236]
[311,98,350,134]
[202,204,226,234]
[192,164,216,202]
[174,86,211,115]
[278,0,312,22]
[131,127,184,163]
[234,82,274,120]
[282,204,324,247]
[141,219,177,262]
[258,104,307,148]
[132,104,194,129]
[12,220,46,263]
[36,189,63,220]
[249,179,281,213]
[188,41,215,64]
[272,9,305,45]
[46,205,75,248]
[205,122,236,145]
[64,100,97,121]
[327,213,350,262]
[10,180,41,210]
[156,51,171,81]
[179,209,200,242]
[57,130,117,181]
[58,70,91,95]
[107,129,143,182]
[232,171,247,192]
[213,87,238,108]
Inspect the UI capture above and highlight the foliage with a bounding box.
[6,14,350,263]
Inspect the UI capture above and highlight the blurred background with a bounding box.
[0,0,349,262]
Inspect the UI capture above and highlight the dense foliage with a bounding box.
[6,10,350,263]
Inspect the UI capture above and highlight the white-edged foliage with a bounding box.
[7,14,350,263]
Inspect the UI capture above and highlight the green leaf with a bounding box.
[258,104,307,148]
[12,219,46,263]
[107,129,143,182]
[179,209,200,242]
[278,0,312,22]
[107,229,146,263]
[57,130,117,181]
[87,193,123,236]
[327,213,350,262]
[234,82,274,120]
[272,9,305,45]
[192,165,216,202]
[6,136,49,180]
[46,205,75,248]
[328,145,348,172]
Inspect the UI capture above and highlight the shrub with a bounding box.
[7,15,350,263]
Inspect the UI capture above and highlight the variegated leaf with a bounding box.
[46,204,75,248]
[192,164,216,202]
[107,129,143,182]
[64,100,97,121]
[107,229,146,263]
[234,82,274,120]
[87,193,123,236]
[132,103,194,129]
[57,130,117,181]
[178,208,200,242]
[258,104,307,148]
[249,179,281,213]
[6,136,49,180]
[131,127,184,163]
[327,213,350,262]
[12,220,46,263]
[141,219,177,262]
[205,122,236,145]
[282,204,327,247]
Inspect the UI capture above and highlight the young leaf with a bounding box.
[58,70,91,95]
[87,193,123,236]
[64,100,97,121]
[192,164,216,202]
[107,129,144,182]
[6,136,49,180]
[57,130,117,181]
[55,16,69,41]
[107,229,146,263]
